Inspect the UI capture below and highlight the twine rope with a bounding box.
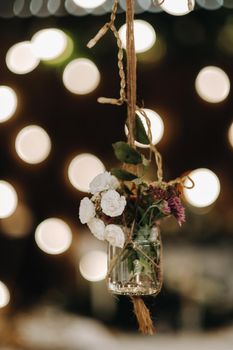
[87,1,194,189]
[87,0,195,335]
[87,0,126,106]
[126,0,136,147]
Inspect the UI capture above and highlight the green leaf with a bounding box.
[142,155,150,167]
[135,114,150,145]
[111,168,138,181]
[112,141,142,165]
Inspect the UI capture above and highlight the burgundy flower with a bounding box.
[160,200,171,215]
[168,196,185,226]
[149,186,166,200]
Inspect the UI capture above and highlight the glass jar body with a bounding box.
[107,226,162,296]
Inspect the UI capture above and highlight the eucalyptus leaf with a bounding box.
[142,155,150,167]
[113,141,142,165]
[135,114,150,145]
[111,168,138,181]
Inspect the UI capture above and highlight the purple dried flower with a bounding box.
[160,200,171,215]
[168,196,185,226]
[149,185,166,200]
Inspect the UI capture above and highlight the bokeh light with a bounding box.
[68,153,105,192]
[0,181,18,219]
[125,108,164,147]
[0,86,17,123]
[31,28,68,61]
[1,203,34,238]
[63,58,100,94]
[228,121,233,148]
[15,125,51,164]
[196,0,223,10]
[224,0,233,8]
[6,41,40,74]
[136,0,151,11]
[47,0,62,15]
[0,281,10,308]
[119,20,156,53]
[184,168,221,208]
[35,218,72,255]
[161,0,195,15]
[72,0,107,9]
[79,251,107,282]
[195,66,230,103]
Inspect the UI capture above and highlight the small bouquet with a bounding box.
[79,141,186,296]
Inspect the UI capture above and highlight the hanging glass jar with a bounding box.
[107,225,162,296]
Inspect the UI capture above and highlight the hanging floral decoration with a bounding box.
[79,0,194,335]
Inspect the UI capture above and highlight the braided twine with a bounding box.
[87,0,194,335]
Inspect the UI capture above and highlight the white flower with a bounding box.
[79,197,95,224]
[101,189,126,217]
[149,226,159,242]
[87,218,105,240]
[89,171,119,194]
[105,224,125,248]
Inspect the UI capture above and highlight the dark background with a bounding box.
[0,0,232,336]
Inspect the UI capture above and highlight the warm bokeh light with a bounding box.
[1,203,34,238]
[125,108,164,148]
[15,125,51,164]
[136,0,151,11]
[196,0,223,10]
[0,181,18,219]
[184,168,221,208]
[6,41,40,74]
[228,121,233,148]
[0,86,17,123]
[72,0,107,9]
[68,153,105,192]
[79,250,107,282]
[0,281,10,308]
[161,0,195,15]
[31,28,68,61]
[35,218,72,255]
[119,20,156,53]
[63,58,100,95]
[195,66,230,103]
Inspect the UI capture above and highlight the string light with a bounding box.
[184,168,220,208]
[0,86,17,123]
[15,125,51,164]
[68,153,105,192]
[195,66,230,103]
[196,0,223,10]
[79,251,107,282]
[31,28,68,61]
[119,20,156,53]
[228,121,233,148]
[6,41,40,74]
[63,58,100,94]
[72,0,107,9]
[0,281,10,308]
[0,181,18,219]
[35,218,72,255]
[160,0,195,15]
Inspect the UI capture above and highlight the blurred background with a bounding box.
[0,0,233,349]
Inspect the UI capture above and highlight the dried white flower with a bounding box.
[105,224,125,248]
[101,189,126,217]
[87,218,105,240]
[89,171,119,194]
[79,197,95,224]
[149,226,159,242]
